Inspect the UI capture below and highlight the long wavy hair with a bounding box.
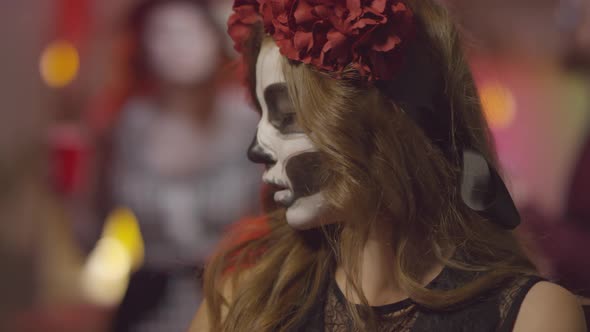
[203,1,536,330]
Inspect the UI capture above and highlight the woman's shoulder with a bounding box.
[420,271,586,331]
[510,281,586,332]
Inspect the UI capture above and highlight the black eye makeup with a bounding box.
[263,83,303,135]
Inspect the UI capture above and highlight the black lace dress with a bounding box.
[296,267,543,332]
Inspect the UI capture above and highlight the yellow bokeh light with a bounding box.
[40,40,80,88]
[102,207,145,269]
[81,207,145,307]
[479,82,517,129]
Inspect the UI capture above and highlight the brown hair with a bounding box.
[203,1,536,330]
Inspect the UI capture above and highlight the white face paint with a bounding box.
[252,40,328,230]
[144,2,219,84]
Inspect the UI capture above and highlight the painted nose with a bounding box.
[247,133,275,165]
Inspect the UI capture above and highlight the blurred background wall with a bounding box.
[0,0,54,329]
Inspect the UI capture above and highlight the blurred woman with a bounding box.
[101,0,261,331]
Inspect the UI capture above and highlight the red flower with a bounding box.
[227,0,262,52]
[228,0,415,81]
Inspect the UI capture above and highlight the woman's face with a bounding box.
[143,2,219,84]
[248,40,329,230]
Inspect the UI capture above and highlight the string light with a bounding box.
[40,40,80,88]
[480,82,517,129]
[81,208,144,307]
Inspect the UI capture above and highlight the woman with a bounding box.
[191,0,586,331]
[105,0,261,331]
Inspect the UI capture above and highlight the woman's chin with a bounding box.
[284,193,329,230]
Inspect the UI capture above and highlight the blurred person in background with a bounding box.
[88,0,261,331]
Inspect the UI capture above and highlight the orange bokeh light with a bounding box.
[480,82,517,129]
[40,40,80,88]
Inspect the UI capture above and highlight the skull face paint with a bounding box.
[249,40,328,230]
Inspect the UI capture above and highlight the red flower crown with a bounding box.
[228,0,416,81]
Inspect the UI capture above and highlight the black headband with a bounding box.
[376,30,520,229]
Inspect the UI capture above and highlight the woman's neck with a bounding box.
[334,223,444,307]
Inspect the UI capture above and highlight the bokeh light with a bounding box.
[40,40,80,88]
[81,208,144,307]
[81,237,132,307]
[102,207,145,268]
[479,82,517,129]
